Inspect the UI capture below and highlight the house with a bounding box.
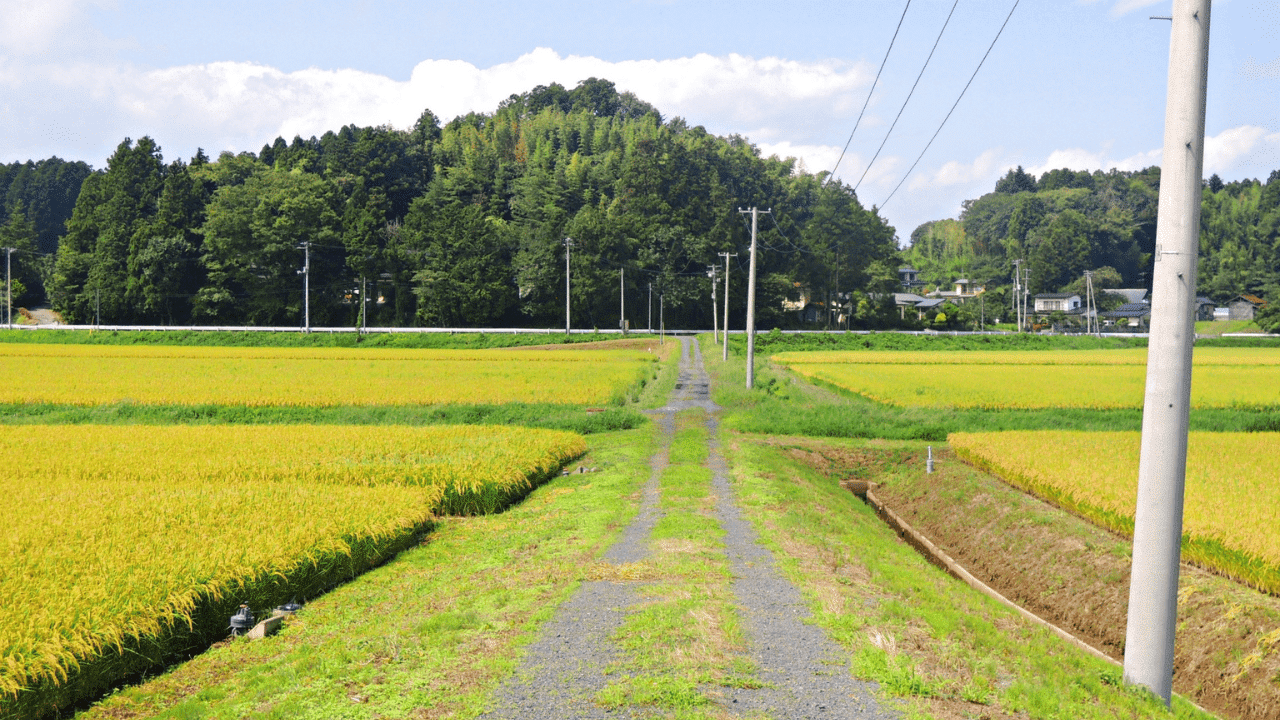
[1195,296,1216,321]
[913,297,946,320]
[927,278,985,305]
[1100,302,1152,329]
[1227,294,1267,321]
[1033,293,1081,313]
[1106,288,1148,304]
[898,267,925,291]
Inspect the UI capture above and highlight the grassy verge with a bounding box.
[0,401,645,434]
[697,335,1212,718]
[75,425,656,720]
[0,328,643,349]
[702,336,1280,439]
[719,433,1213,719]
[597,410,758,716]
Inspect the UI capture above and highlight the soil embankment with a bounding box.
[785,440,1280,720]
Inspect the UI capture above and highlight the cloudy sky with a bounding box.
[2,0,1276,242]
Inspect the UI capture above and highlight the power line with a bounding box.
[853,0,960,193]
[879,0,1021,209]
[823,0,913,187]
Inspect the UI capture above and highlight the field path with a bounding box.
[483,337,891,719]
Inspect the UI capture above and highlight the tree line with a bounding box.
[16,78,901,329]
[904,164,1280,321]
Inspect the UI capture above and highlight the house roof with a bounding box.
[899,266,919,273]
[1231,294,1267,306]
[893,293,925,305]
[915,298,946,309]
[1034,293,1079,300]
[1101,302,1152,318]
[954,278,970,284]
[1106,288,1148,303]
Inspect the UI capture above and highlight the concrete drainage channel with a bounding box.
[840,479,1215,715]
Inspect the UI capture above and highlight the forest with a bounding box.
[2,77,1277,331]
[904,164,1280,327]
[3,78,898,330]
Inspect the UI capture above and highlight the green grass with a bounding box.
[702,335,1280,440]
[718,432,1213,719]
[0,401,645,434]
[598,410,756,715]
[0,328,639,349]
[737,329,1148,354]
[75,425,658,720]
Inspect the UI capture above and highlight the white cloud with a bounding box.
[0,47,876,164]
[1026,145,1162,177]
[1108,0,1167,18]
[909,148,1009,191]
[1241,56,1280,80]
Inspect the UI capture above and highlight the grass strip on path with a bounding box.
[73,426,656,720]
[700,334,1215,719]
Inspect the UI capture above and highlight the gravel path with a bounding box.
[483,338,893,718]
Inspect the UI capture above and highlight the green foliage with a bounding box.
[43,80,900,330]
[905,164,1280,316]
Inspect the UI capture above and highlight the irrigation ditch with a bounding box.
[784,439,1280,720]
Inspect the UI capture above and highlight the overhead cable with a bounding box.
[823,0,913,187]
[854,0,960,193]
[879,0,1021,209]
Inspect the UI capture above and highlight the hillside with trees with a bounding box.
[40,79,900,329]
[904,164,1280,323]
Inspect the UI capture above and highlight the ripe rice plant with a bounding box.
[0,345,655,407]
[778,347,1280,409]
[949,431,1280,595]
[0,424,584,719]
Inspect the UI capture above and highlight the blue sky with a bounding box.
[1,0,1276,242]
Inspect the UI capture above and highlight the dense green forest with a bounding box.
[904,164,1280,324]
[8,78,1279,331]
[36,78,899,329]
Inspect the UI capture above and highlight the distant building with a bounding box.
[927,278,985,305]
[1195,296,1216,321]
[1033,293,1081,313]
[1105,288,1148,304]
[1227,294,1267,321]
[898,267,925,291]
[1100,302,1152,330]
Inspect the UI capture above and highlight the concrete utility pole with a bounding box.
[564,237,574,335]
[1012,259,1023,332]
[739,207,768,389]
[1124,0,1211,705]
[4,247,11,329]
[620,268,627,335]
[720,252,736,362]
[709,265,719,344]
[659,293,664,345]
[648,282,653,333]
[1084,270,1098,335]
[298,241,310,333]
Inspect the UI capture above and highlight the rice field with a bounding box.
[949,430,1280,594]
[776,348,1280,409]
[0,344,656,406]
[0,424,585,718]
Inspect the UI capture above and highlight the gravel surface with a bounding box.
[484,338,895,718]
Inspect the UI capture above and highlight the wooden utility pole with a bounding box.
[1124,0,1211,705]
[739,207,768,388]
[620,267,627,336]
[719,252,736,361]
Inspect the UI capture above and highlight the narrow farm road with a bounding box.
[483,337,892,719]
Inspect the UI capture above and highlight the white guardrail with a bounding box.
[1,324,1175,338]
